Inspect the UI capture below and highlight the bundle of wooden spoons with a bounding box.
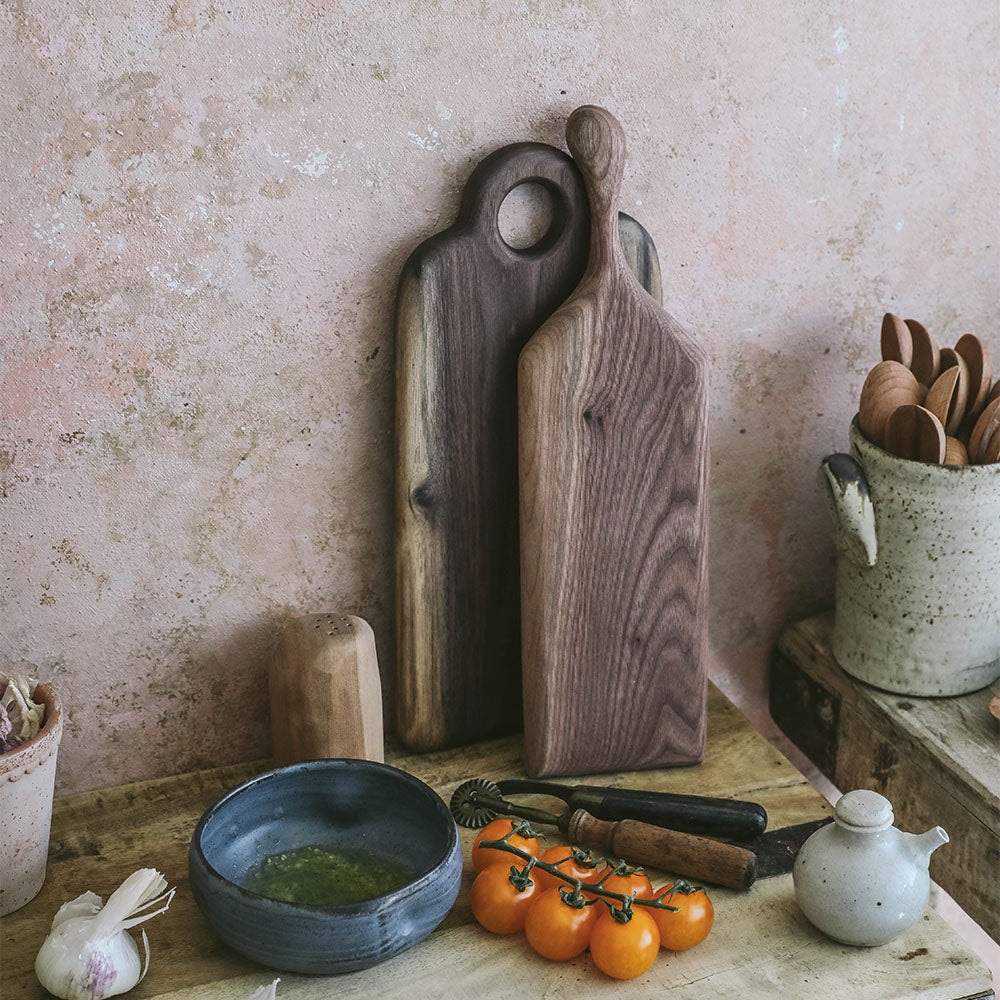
[857,314,998,465]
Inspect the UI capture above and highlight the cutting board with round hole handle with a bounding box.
[396,141,662,751]
[518,107,709,777]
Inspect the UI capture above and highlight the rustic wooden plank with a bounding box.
[1,684,991,1000]
[771,612,1000,941]
[518,106,709,777]
[395,140,663,753]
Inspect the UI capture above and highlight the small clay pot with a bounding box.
[0,683,63,915]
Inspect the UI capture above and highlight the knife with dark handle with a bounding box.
[496,779,768,840]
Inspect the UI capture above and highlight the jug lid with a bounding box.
[835,789,894,831]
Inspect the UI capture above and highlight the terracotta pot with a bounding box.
[819,418,1000,695]
[0,683,63,916]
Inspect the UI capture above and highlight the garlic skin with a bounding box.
[35,869,174,1000]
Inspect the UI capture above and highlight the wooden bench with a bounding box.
[3,683,993,998]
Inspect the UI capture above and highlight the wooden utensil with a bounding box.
[982,432,1000,464]
[924,364,969,437]
[883,404,946,463]
[881,313,913,367]
[519,106,708,777]
[396,143,662,751]
[449,778,756,889]
[989,693,1000,721]
[943,436,969,466]
[269,613,383,765]
[968,396,1000,463]
[858,360,924,447]
[906,319,940,386]
[954,334,993,419]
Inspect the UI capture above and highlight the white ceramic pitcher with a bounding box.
[818,418,1000,696]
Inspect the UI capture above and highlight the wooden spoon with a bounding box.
[986,378,1000,407]
[884,404,946,463]
[954,334,993,419]
[858,361,924,447]
[990,692,1000,722]
[881,313,913,367]
[968,395,1000,463]
[924,364,969,437]
[905,319,940,387]
[943,436,969,466]
[983,432,1000,464]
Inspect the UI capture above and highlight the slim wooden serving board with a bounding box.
[519,107,709,777]
[396,142,662,751]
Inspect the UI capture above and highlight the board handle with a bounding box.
[565,105,628,271]
[455,142,586,258]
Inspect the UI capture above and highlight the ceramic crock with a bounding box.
[818,417,1000,696]
[0,683,63,915]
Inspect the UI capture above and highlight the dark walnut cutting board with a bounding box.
[396,141,662,751]
[518,107,709,776]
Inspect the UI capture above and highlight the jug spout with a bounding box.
[904,826,950,867]
[818,453,878,567]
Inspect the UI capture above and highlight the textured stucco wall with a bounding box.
[2,1,996,794]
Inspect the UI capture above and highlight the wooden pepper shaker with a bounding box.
[268,613,384,766]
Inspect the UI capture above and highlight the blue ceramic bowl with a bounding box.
[188,758,462,974]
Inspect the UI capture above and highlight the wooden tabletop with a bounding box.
[2,685,993,999]
[772,613,1000,941]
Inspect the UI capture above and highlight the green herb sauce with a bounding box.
[243,844,414,905]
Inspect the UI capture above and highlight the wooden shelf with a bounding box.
[771,612,1000,942]
[2,684,993,999]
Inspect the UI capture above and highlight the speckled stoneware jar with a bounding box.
[819,418,1000,695]
[0,683,63,916]
[793,789,948,947]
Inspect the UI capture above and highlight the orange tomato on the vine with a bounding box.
[589,904,660,980]
[650,883,714,951]
[594,863,654,900]
[532,846,602,893]
[471,818,539,873]
[524,887,599,960]
[469,862,539,934]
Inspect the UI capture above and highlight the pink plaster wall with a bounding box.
[2,2,996,794]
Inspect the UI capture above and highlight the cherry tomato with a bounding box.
[532,845,603,893]
[589,905,660,980]
[469,862,539,934]
[650,883,714,950]
[524,887,599,960]
[594,864,654,900]
[471,819,539,873]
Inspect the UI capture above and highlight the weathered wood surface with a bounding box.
[518,106,708,777]
[3,684,992,1000]
[771,612,1000,941]
[269,612,383,766]
[396,140,662,753]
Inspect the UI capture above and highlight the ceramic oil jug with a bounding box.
[819,417,1000,696]
[793,789,948,947]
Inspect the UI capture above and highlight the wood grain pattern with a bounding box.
[771,613,1000,941]
[518,107,708,777]
[268,613,383,765]
[883,403,946,463]
[566,810,756,889]
[396,142,662,751]
[2,684,991,1000]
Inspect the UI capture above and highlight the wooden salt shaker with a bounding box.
[269,613,384,765]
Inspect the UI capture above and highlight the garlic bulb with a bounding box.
[35,869,174,1000]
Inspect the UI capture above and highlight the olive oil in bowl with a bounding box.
[243,845,415,906]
